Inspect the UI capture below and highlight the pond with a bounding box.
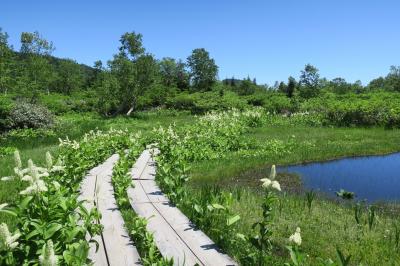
[278,152,400,202]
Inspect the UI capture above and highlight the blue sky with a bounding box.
[1,0,399,85]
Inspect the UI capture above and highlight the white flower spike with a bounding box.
[289,227,302,246]
[46,152,53,170]
[0,223,20,251]
[14,150,22,169]
[271,180,281,191]
[269,165,276,180]
[39,240,58,266]
[260,178,272,188]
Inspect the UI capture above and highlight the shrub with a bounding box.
[0,97,14,131]
[8,102,54,129]
[166,91,247,114]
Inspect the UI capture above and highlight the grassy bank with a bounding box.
[190,123,400,184]
[187,121,400,264]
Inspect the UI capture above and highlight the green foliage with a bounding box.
[305,190,316,212]
[300,92,400,128]
[299,64,320,99]
[187,48,218,91]
[166,91,247,114]
[7,102,54,130]
[0,129,136,265]
[335,189,355,200]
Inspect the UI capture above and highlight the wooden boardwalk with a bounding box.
[128,149,237,266]
[80,154,142,266]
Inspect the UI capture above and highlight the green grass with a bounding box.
[187,122,400,265]
[227,188,400,265]
[190,124,400,184]
[0,110,194,225]
[2,111,400,264]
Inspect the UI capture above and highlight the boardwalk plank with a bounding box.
[80,154,142,266]
[128,149,237,266]
[96,154,142,266]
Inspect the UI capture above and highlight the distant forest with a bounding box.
[1,27,400,117]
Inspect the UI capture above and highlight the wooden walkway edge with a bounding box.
[80,154,142,266]
[128,149,237,266]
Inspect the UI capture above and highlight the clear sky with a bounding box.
[1,0,399,85]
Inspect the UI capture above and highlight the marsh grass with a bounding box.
[0,111,194,225]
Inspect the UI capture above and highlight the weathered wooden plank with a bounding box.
[129,200,202,266]
[153,202,236,266]
[79,164,108,265]
[128,149,237,266]
[131,150,151,179]
[96,154,142,266]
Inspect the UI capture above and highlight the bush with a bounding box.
[166,91,247,114]
[300,92,400,127]
[8,102,54,129]
[0,96,14,131]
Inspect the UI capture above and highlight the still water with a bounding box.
[278,153,400,202]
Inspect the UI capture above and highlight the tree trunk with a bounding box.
[126,106,134,116]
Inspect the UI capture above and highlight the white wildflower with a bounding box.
[260,178,281,191]
[0,223,20,251]
[45,152,53,170]
[260,178,272,188]
[0,203,8,210]
[14,150,22,169]
[52,181,61,191]
[50,165,65,172]
[1,176,13,181]
[271,180,281,191]
[289,227,302,246]
[269,165,276,180]
[20,179,48,195]
[39,240,58,266]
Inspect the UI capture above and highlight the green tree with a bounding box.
[0,28,13,94]
[286,76,296,98]
[299,64,320,98]
[100,31,160,115]
[386,65,400,91]
[159,57,179,87]
[176,59,190,90]
[278,81,287,94]
[55,59,84,94]
[187,48,218,91]
[20,31,55,99]
[118,32,145,60]
[237,78,256,95]
[330,77,351,94]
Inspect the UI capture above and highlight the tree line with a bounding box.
[1,27,400,115]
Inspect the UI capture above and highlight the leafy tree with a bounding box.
[100,31,160,115]
[299,64,320,98]
[176,59,190,90]
[368,77,385,90]
[330,77,351,94]
[19,31,55,98]
[237,78,256,95]
[118,32,145,60]
[159,57,179,87]
[55,59,84,94]
[287,76,296,98]
[0,28,13,94]
[187,48,218,91]
[386,65,400,91]
[278,81,287,94]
